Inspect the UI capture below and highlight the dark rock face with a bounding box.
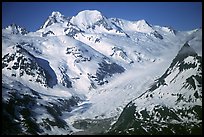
[35,57,58,88]
[2,81,81,135]
[152,31,163,39]
[65,28,83,37]
[58,66,72,88]
[91,18,113,31]
[64,22,85,38]
[172,43,198,65]
[42,31,55,37]
[19,42,42,55]
[95,59,125,85]
[109,104,202,135]
[2,44,57,88]
[150,43,201,92]
[86,59,125,89]
[111,22,124,33]
[66,47,91,63]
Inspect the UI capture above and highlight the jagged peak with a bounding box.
[6,23,24,29]
[48,11,66,22]
[167,42,198,70]
[4,23,28,35]
[51,11,63,17]
[178,42,197,56]
[8,23,18,28]
[40,11,67,29]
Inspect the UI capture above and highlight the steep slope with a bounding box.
[108,43,202,135]
[2,43,54,88]
[2,75,81,135]
[40,11,68,29]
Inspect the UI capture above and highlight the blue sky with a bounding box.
[2,2,202,32]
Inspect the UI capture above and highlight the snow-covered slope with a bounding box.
[2,10,202,135]
[2,75,81,135]
[110,18,154,33]
[108,43,202,135]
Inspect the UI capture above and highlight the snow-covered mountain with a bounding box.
[2,10,202,135]
[108,42,202,135]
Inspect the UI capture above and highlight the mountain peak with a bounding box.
[40,11,67,29]
[4,23,28,35]
[167,42,198,70]
[74,10,104,21]
[51,11,63,17]
[178,42,197,57]
[137,19,149,24]
[70,10,105,29]
[77,10,103,17]
[130,19,154,33]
